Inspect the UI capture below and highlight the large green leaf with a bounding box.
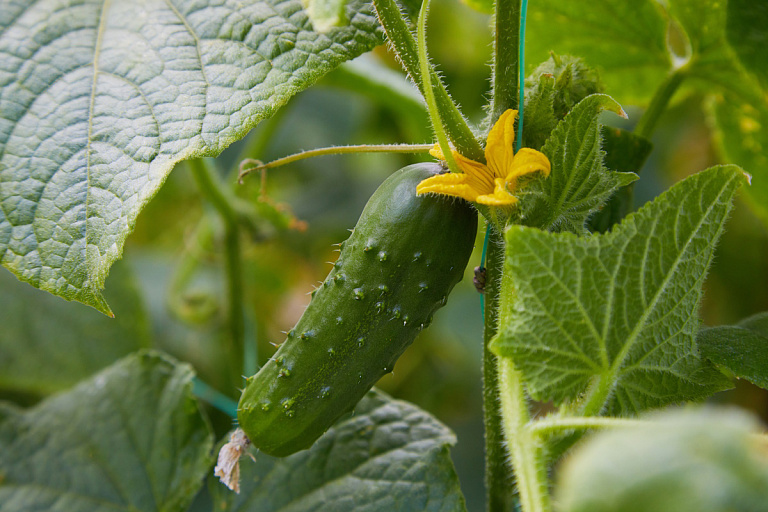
[0,261,150,396]
[525,0,670,104]
[668,0,762,106]
[587,127,653,234]
[211,390,467,512]
[709,94,768,226]
[493,165,746,414]
[557,408,768,512]
[726,0,768,90]
[698,312,768,390]
[526,0,759,104]
[670,0,768,225]
[0,0,383,314]
[519,94,638,234]
[520,0,768,227]
[0,351,213,512]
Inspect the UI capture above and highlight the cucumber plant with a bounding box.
[238,163,477,456]
[2,1,768,512]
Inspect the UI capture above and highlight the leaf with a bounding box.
[211,389,467,512]
[709,94,768,226]
[459,0,493,15]
[517,0,768,227]
[587,127,653,233]
[698,312,768,390]
[557,407,768,512]
[668,0,763,106]
[740,312,768,334]
[726,0,768,90]
[493,165,746,415]
[668,0,768,226]
[526,0,764,106]
[0,351,213,512]
[519,94,638,234]
[0,0,383,314]
[0,261,150,396]
[525,0,670,104]
[303,0,349,33]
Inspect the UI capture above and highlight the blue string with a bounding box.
[192,377,238,419]
[481,0,529,316]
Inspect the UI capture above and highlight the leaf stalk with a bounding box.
[372,0,484,161]
[189,158,246,385]
[530,416,650,438]
[238,144,434,181]
[634,66,688,139]
[417,0,461,175]
[498,358,551,512]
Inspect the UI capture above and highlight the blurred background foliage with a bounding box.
[1,1,767,510]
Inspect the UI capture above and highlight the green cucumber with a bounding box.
[237,162,478,456]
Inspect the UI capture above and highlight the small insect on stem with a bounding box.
[214,428,255,493]
[473,266,487,294]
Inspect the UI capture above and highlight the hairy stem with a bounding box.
[531,416,650,438]
[238,144,433,181]
[189,158,245,383]
[417,0,460,175]
[483,229,516,512]
[634,66,688,139]
[498,358,550,512]
[490,0,521,124]
[482,3,529,509]
[372,0,484,161]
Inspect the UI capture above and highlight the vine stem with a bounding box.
[633,65,688,139]
[484,1,524,510]
[189,158,245,384]
[498,358,550,512]
[490,0,521,124]
[483,229,517,512]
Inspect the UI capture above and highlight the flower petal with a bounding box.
[455,153,495,192]
[505,147,552,189]
[475,178,519,206]
[416,172,480,202]
[510,148,552,177]
[429,144,494,193]
[486,109,518,180]
[429,144,446,160]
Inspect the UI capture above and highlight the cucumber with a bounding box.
[237,162,478,456]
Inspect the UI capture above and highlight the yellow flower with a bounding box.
[417,110,551,206]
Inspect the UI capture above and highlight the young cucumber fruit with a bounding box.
[237,162,478,456]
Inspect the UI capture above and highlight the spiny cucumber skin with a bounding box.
[238,163,478,457]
